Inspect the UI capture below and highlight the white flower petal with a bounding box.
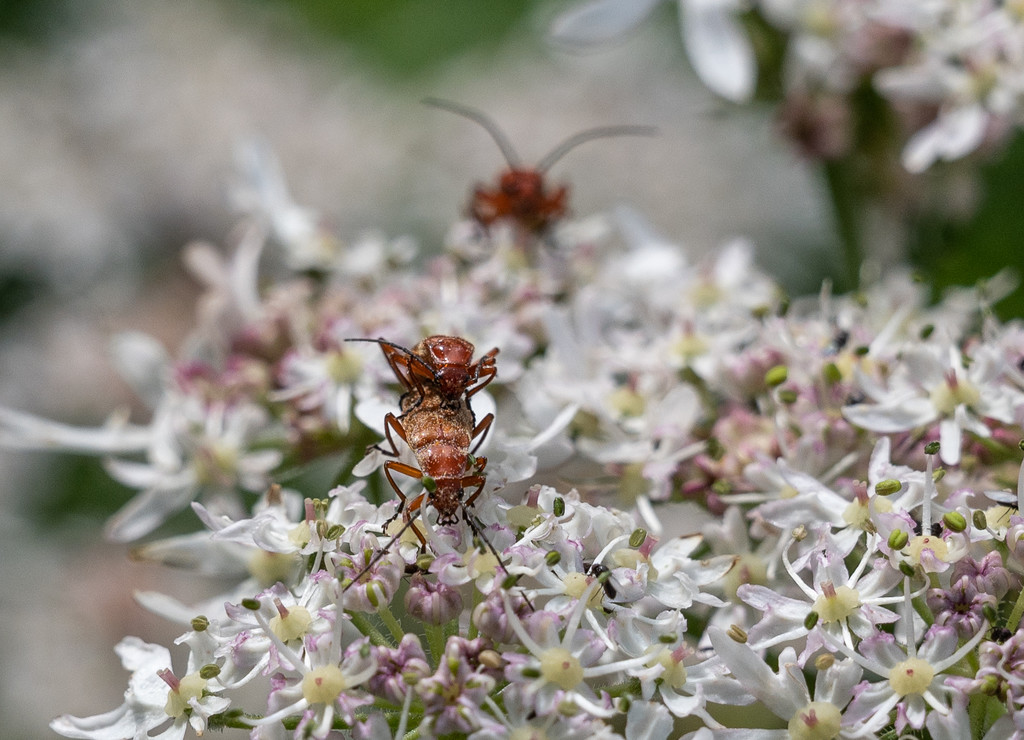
[50,704,136,740]
[680,0,756,102]
[902,105,988,173]
[549,0,662,47]
[709,627,805,717]
[842,398,936,432]
[0,407,150,453]
[939,417,962,466]
[626,700,674,740]
[104,480,200,542]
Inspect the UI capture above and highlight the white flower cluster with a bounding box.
[9,148,1024,739]
[553,0,1024,171]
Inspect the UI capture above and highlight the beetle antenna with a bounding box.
[423,97,522,168]
[341,510,423,595]
[537,125,657,173]
[344,337,440,383]
[462,504,535,611]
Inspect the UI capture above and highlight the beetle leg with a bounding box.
[465,349,499,398]
[470,413,494,454]
[382,460,427,545]
[461,474,487,510]
[374,413,409,458]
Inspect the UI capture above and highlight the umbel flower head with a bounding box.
[17,125,1024,740]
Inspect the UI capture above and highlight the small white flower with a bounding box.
[51,637,229,740]
[843,343,1020,465]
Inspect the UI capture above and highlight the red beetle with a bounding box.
[425,98,654,235]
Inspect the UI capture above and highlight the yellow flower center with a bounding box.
[465,550,500,579]
[812,584,861,624]
[652,648,688,690]
[618,462,650,502]
[164,673,207,718]
[723,554,768,601]
[906,535,948,565]
[788,701,842,740]
[673,334,707,360]
[194,442,239,486]
[563,572,604,608]
[930,376,980,415]
[270,605,313,642]
[248,550,298,588]
[608,387,646,418]
[302,665,347,704]
[986,505,1015,530]
[889,658,935,697]
[540,648,584,691]
[287,521,312,548]
[505,504,542,529]
[326,350,362,384]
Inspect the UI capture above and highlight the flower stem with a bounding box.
[349,612,391,647]
[425,622,445,664]
[378,604,407,644]
[1007,582,1024,632]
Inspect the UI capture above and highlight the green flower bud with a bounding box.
[943,511,967,533]
[727,625,748,643]
[875,479,902,496]
[888,529,909,550]
[765,365,788,387]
